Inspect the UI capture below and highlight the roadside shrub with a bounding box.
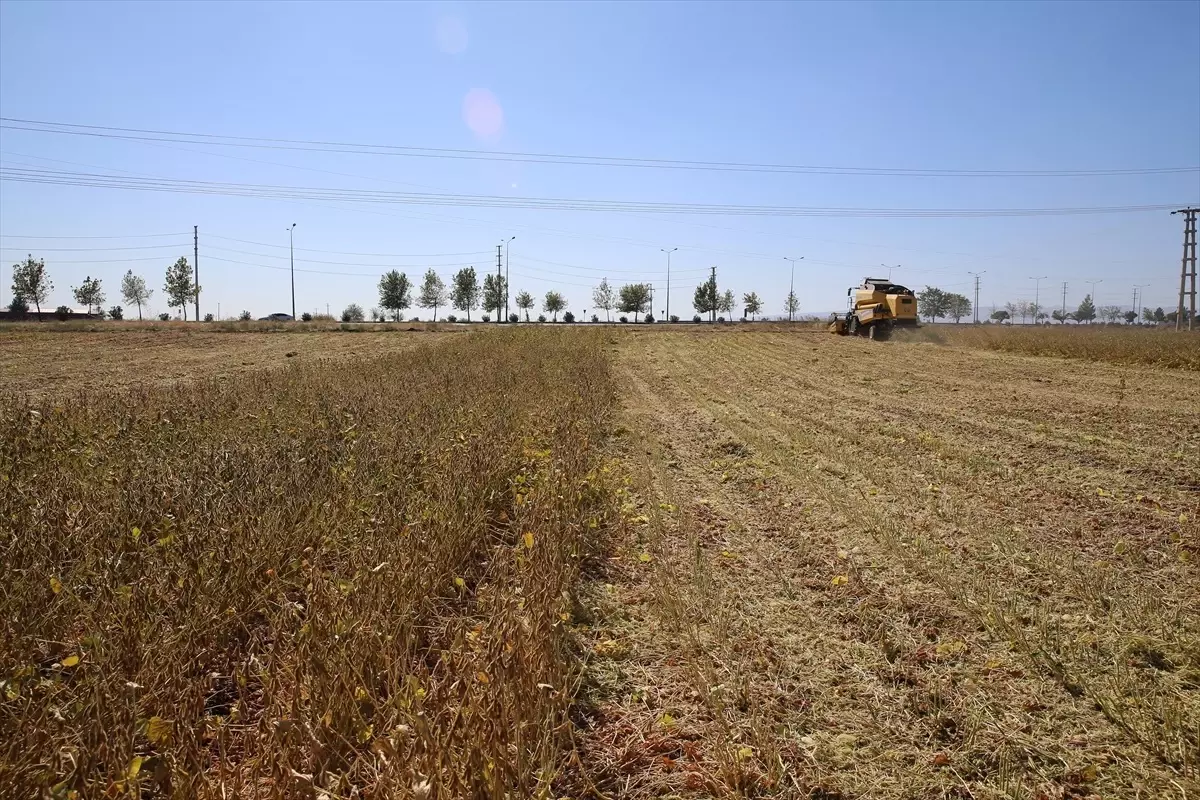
[563,311,575,323]
[238,310,251,321]
[693,315,702,323]
[644,314,655,323]
[204,313,214,322]
[55,305,72,321]
[410,316,420,322]
[670,315,680,323]
[342,303,366,323]
[482,314,491,323]
[159,312,171,321]
[7,295,29,317]
[717,316,726,323]
[591,314,599,323]
[509,313,520,323]
[301,312,313,322]
[107,306,124,320]
[447,314,458,323]
[538,314,547,323]
[619,316,629,324]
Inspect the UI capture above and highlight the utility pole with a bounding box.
[968,270,985,323]
[193,225,200,322]
[661,247,677,321]
[1133,284,1149,322]
[784,256,803,322]
[1060,281,1068,320]
[496,243,503,323]
[288,223,297,320]
[503,236,515,321]
[1029,275,1047,324]
[1171,208,1198,331]
[710,266,717,323]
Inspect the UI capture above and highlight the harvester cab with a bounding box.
[828,278,919,341]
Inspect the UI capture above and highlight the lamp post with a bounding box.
[880,263,900,280]
[1029,275,1047,324]
[661,247,677,321]
[784,256,804,321]
[287,223,297,320]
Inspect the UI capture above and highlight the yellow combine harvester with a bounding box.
[829,277,919,341]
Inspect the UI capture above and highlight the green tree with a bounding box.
[1152,307,1166,323]
[108,305,124,320]
[592,278,615,321]
[11,255,52,320]
[482,273,508,322]
[784,290,799,320]
[719,289,736,321]
[542,290,566,322]
[742,291,762,320]
[1098,305,1122,324]
[990,309,1010,323]
[618,282,652,322]
[71,275,105,315]
[164,257,197,321]
[1123,310,1138,324]
[7,295,29,317]
[918,286,949,322]
[946,292,972,323]
[693,272,719,322]
[378,270,412,321]
[1075,294,1096,324]
[341,303,365,322]
[1051,309,1069,324]
[417,269,449,322]
[450,267,480,321]
[515,290,535,322]
[120,270,153,320]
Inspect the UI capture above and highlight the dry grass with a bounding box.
[904,323,1200,370]
[0,329,623,798]
[0,329,451,397]
[4,326,1197,799]
[576,330,1198,798]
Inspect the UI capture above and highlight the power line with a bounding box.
[202,233,490,258]
[0,232,189,239]
[0,242,190,251]
[1,166,1185,218]
[4,118,1195,178]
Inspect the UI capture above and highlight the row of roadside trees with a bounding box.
[7,255,193,321]
[918,283,1184,325]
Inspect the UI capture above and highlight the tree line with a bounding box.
[917,284,1185,325]
[7,254,193,321]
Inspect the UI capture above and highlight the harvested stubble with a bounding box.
[0,330,621,798]
[908,323,1200,370]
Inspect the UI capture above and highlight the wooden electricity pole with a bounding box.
[1172,208,1198,331]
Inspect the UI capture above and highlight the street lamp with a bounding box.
[503,236,515,322]
[881,263,900,280]
[661,248,677,321]
[287,223,297,320]
[784,256,804,321]
[1029,275,1047,324]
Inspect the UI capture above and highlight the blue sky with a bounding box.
[1,0,1197,320]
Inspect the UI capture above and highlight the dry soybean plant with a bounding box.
[0,330,623,799]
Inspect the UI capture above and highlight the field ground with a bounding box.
[0,329,450,396]
[1,327,1196,798]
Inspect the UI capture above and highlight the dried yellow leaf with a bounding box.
[127,756,144,779]
[476,671,490,684]
[831,575,848,586]
[147,716,173,746]
[523,531,534,549]
[637,552,652,563]
[49,576,63,595]
[453,577,466,589]
[60,654,80,668]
